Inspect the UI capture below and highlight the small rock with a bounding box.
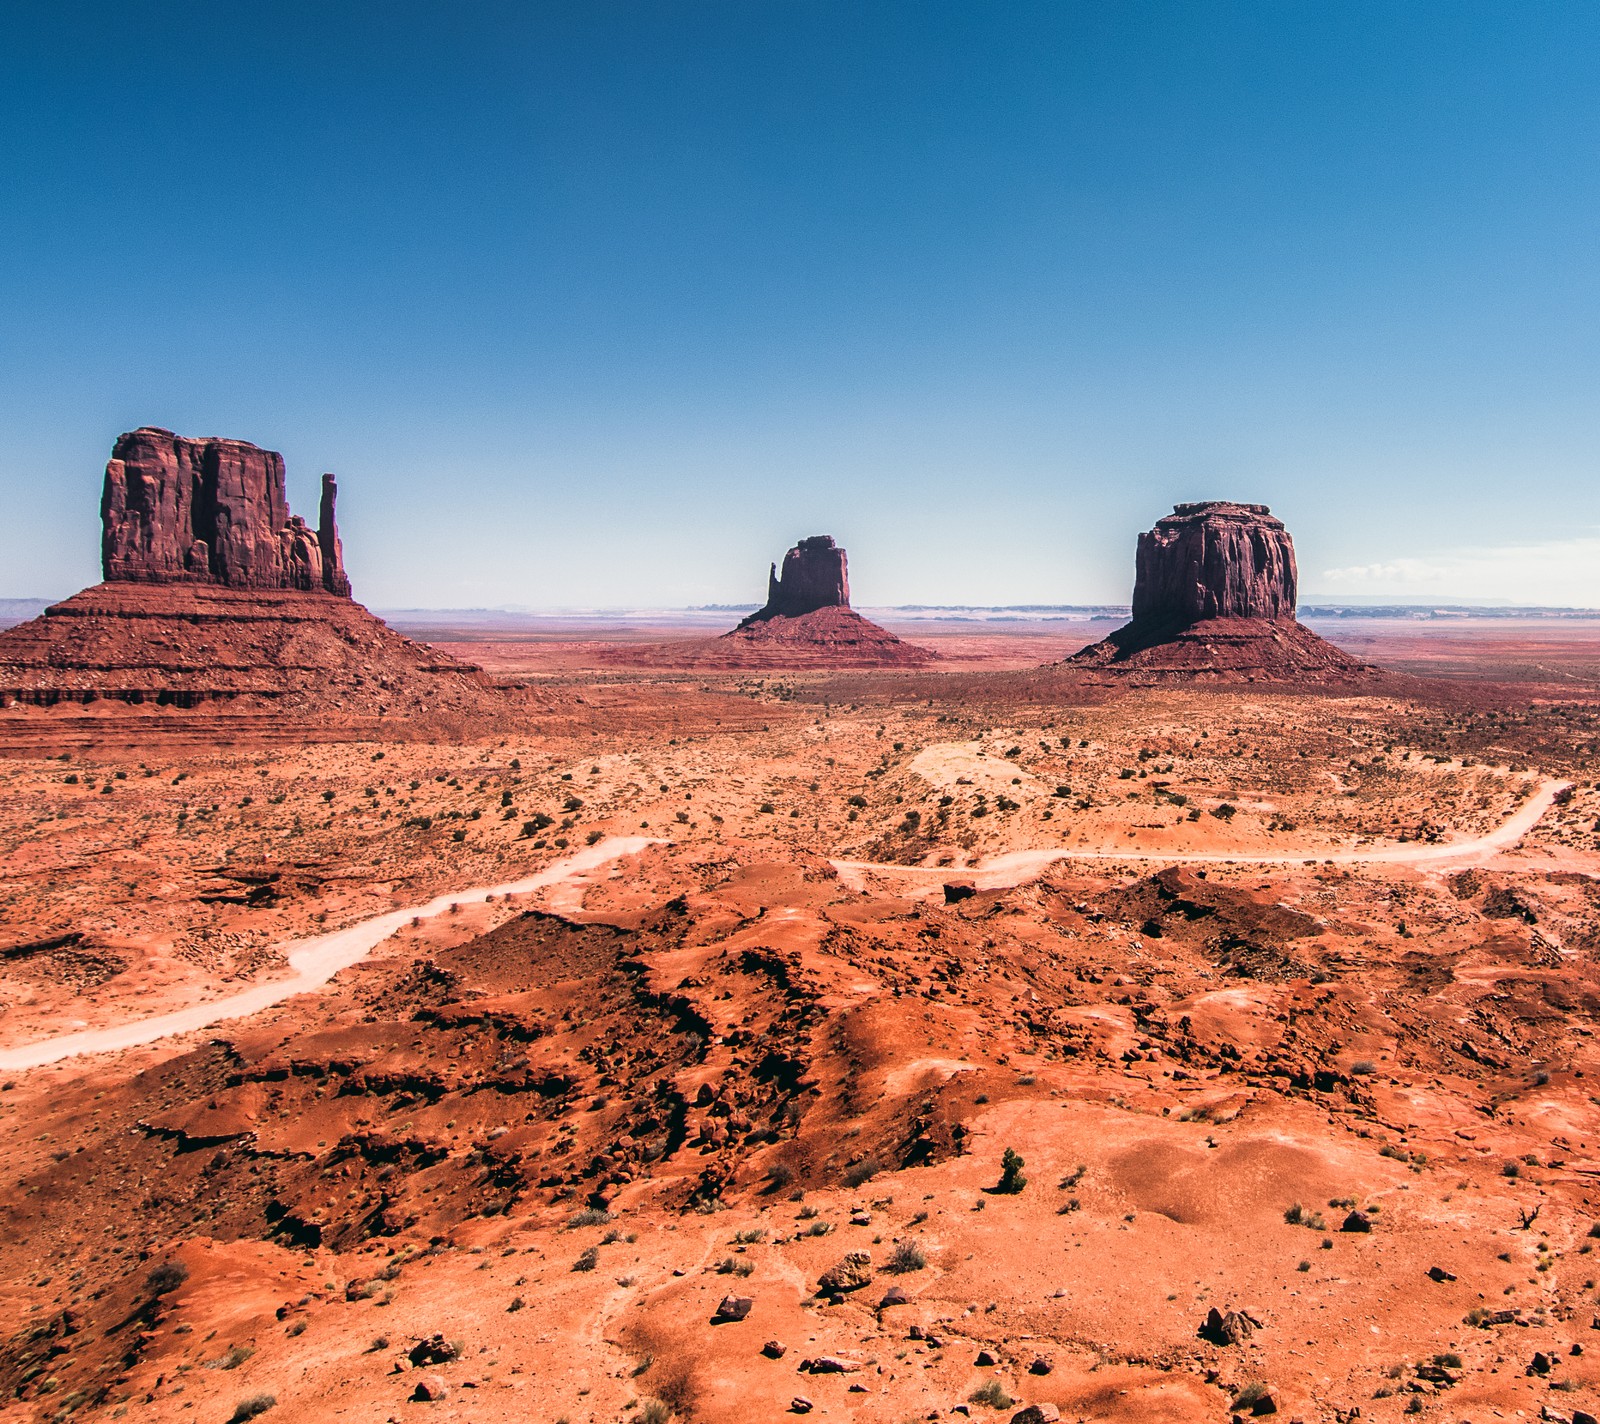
[1028,1355,1053,1375]
[411,1375,449,1402]
[713,1295,753,1323]
[808,1355,863,1374]
[851,1211,872,1226]
[408,1334,459,1367]
[1200,1307,1261,1346]
[1529,1350,1556,1376]
[879,1286,910,1308]
[1572,1409,1598,1424]
[763,1340,788,1359]
[975,1349,999,1367]
[907,1324,925,1340]
[817,1251,874,1295]
[1339,1211,1372,1233]
[790,1398,814,1415]
[1010,1407,1061,1424]
[1426,1266,1456,1282]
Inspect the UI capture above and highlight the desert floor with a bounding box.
[2,618,1600,1424]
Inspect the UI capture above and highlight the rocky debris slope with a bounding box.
[4,842,1600,1419]
[103,427,350,595]
[1071,501,1368,680]
[0,428,508,715]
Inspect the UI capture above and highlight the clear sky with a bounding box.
[2,2,1598,609]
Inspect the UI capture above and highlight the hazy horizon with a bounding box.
[4,2,1599,609]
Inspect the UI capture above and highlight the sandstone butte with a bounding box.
[1069,500,1371,681]
[603,534,936,669]
[0,428,505,720]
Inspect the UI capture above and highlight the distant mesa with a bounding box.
[0,427,506,721]
[603,533,935,669]
[717,535,934,666]
[1069,501,1369,680]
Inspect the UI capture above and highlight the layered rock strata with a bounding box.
[1071,501,1367,679]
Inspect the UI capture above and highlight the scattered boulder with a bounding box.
[975,1348,999,1366]
[713,1295,753,1323]
[1027,1355,1053,1375]
[790,1398,814,1415]
[1010,1407,1060,1424]
[1529,1350,1556,1376]
[1427,1265,1457,1282]
[878,1285,910,1308]
[1340,1211,1372,1233]
[817,1251,874,1295]
[805,1355,864,1374]
[410,1375,449,1402]
[408,1334,459,1367]
[763,1340,788,1359]
[1200,1307,1262,1346]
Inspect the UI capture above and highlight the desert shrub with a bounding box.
[1231,1382,1270,1411]
[713,1257,754,1277]
[567,1207,611,1229]
[969,1379,1012,1409]
[997,1147,1027,1194]
[733,1228,767,1244]
[1434,1352,1462,1369]
[1350,1060,1376,1075]
[573,1247,600,1272]
[842,1157,881,1188]
[888,1240,927,1273]
[586,830,604,845]
[639,1401,672,1424]
[227,1397,276,1424]
[205,1345,255,1371]
[1210,803,1237,820]
[1502,1161,1521,1178]
[146,1261,189,1297]
[802,1220,833,1237]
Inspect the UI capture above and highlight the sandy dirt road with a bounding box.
[832,777,1574,892]
[0,836,658,1072]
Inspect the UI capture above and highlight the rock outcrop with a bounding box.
[756,535,850,619]
[1070,501,1368,680]
[102,427,351,595]
[0,428,509,719]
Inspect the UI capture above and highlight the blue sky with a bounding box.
[2,2,1598,608]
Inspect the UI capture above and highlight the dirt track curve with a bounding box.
[0,781,1571,1073]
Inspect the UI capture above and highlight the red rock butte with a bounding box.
[1070,500,1369,680]
[0,428,506,720]
[718,534,936,666]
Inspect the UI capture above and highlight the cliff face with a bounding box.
[100,428,351,596]
[1131,502,1296,627]
[1070,501,1367,680]
[759,535,850,619]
